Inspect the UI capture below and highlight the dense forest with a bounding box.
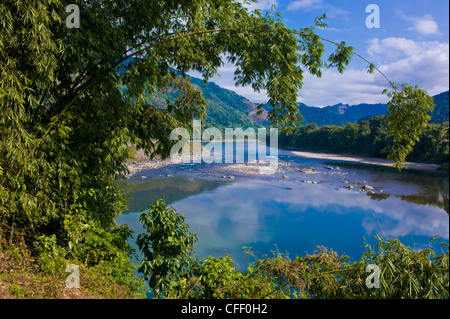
[279,115,449,165]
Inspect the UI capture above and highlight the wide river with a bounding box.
[117,142,449,270]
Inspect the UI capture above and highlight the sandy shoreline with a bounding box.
[290,150,441,172]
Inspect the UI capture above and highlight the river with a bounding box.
[117,142,449,270]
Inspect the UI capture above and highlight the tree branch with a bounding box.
[293,30,395,89]
[114,29,233,68]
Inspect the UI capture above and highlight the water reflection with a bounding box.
[118,174,449,270]
[120,175,229,213]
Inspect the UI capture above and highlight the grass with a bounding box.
[0,239,145,299]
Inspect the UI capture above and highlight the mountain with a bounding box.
[144,69,449,128]
[264,92,449,127]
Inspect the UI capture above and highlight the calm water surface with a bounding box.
[118,143,449,269]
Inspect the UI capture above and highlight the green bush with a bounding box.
[34,234,67,277]
[137,199,198,298]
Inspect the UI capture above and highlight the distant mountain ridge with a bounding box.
[273,91,448,127]
[146,70,449,128]
[296,102,388,126]
[188,74,449,127]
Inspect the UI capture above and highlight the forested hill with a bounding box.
[430,91,450,124]
[188,77,270,128]
[146,74,270,130]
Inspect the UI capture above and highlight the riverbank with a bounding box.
[290,150,443,173]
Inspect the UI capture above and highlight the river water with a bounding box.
[117,142,449,270]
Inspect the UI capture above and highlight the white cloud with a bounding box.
[298,69,390,107]
[367,37,420,59]
[397,12,441,36]
[325,6,352,20]
[286,0,351,20]
[265,37,449,107]
[409,17,440,36]
[298,38,449,106]
[368,37,418,55]
[367,37,449,95]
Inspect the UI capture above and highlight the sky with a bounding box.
[190,0,449,107]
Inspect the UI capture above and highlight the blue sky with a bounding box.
[191,0,449,107]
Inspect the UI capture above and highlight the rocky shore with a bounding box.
[125,148,203,176]
[126,148,444,180]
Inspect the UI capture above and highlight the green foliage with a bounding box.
[429,91,449,124]
[408,123,449,164]
[192,255,244,299]
[353,237,449,299]
[216,239,448,299]
[137,200,198,298]
[383,84,436,169]
[327,41,354,74]
[63,208,135,266]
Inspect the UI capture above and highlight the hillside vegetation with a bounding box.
[146,74,270,130]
